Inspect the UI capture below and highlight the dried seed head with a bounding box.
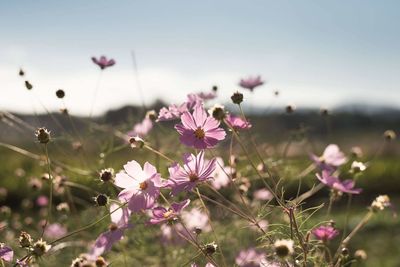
[231,91,243,104]
[56,89,65,99]
[208,104,226,120]
[35,127,51,144]
[25,80,33,90]
[320,108,329,116]
[32,239,51,257]
[212,85,218,92]
[56,202,70,213]
[19,69,25,76]
[354,249,367,261]
[129,136,144,148]
[286,104,296,114]
[341,247,349,257]
[99,168,114,183]
[146,110,157,122]
[60,108,69,115]
[203,242,218,255]
[19,231,33,247]
[94,194,109,206]
[274,239,294,258]
[371,195,391,212]
[383,130,396,141]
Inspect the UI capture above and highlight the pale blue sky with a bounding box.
[1,1,399,115]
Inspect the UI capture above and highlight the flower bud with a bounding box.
[25,80,33,90]
[94,194,109,206]
[354,249,367,261]
[286,104,296,114]
[19,69,25,76]
[56,89,65,99]
[99,168,114,183]
[35,127,51,144]
[212,85,218,92]
[231,92,243,104]
[341,247,349,257]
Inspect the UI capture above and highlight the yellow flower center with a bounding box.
[139,181,148,190]
[194,127,205,139]
[163,209,174,218]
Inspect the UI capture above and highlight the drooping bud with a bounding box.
[129,136,144,148]
[25,80,33,90]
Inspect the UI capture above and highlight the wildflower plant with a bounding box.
[0,66,396,267]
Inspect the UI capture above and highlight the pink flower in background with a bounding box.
[157,103,188,121]
[36,195,49,207]
[239,76,264,91]
[316,170,362,194]
[250,219,269,232]
[0,244,13,262]
[310,144,347,171]
[191,263,216,267]
[253,189,273,201]
[168,151,216,196]
[181,208,211,232]
[197,91,217,100]
[44,223,67,239]
[128,118,153,138]
[90,203,132,257]
[175,105,226,149]
[210,157,232,190]
[186,94,204,110]
[235,248,266,267]
[115,160,165,212]
[312,225,339,241]
[91,56,115,70]
[149,199,190,225]
[225,114,252,130]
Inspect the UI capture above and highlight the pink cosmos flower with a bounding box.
[158,103,188,122]
[0,244,13,262]
[225,114,252,130]
[91,56,115,70]
[36,195,49,207]
[89,203,131,257]
[312,225,339,241]
[181,208,211,232]
[239,76,264,91]
[253,189,273,201]
[115,161,165,212]
[235,248,266,267]
[197,91,217,101]
[149,199,190,225]
[210,157,232,190]
[316,170,362,194]
[168,151,216,196]
[310,144,347,171]
[127,118,153,138]
[44,223,67,239]
[175,105,226,149]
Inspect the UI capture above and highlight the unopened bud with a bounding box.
[56,89,65,99]
[231,91,243,104]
